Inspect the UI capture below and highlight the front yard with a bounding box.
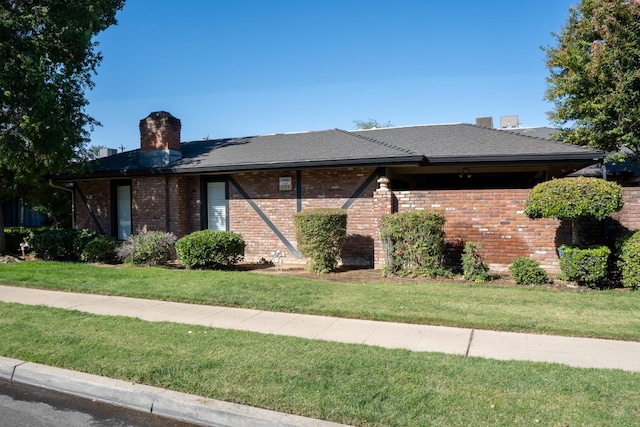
[1,261,639,425]
[0,261,638,341]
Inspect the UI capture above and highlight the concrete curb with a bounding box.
[0,357,349,427]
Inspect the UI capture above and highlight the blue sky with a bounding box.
[86,0,578,152]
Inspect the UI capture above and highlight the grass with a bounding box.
[1,302,639,426]
[0,261,639,341]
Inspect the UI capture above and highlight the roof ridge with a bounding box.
[463,123,604,153]
[335,128,420,156]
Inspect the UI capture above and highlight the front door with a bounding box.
[207,181,227,231]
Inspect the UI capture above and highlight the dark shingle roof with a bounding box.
[78,123,604,178]
[353,124,601,164]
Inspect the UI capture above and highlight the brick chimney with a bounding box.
[138,111,182,167]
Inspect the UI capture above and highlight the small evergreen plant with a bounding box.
[558,245,610,288]
[294,208,347,273]
[461,242,491,283]
[615,230,640,289]
[379,210,446,277]
[509,257,550,285]
[176,230,245,269]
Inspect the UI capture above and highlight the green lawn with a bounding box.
[1,302,638,427]
[0,261,639,341]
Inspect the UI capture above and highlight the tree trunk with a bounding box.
[0,205,6,255]
[571,218,579,246]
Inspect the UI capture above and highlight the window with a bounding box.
[113,184,131,240]
[207,181,227,230]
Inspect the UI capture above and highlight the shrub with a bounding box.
[558,244,610,288]
[294,208,347,273]
[4,226,51,254]
[31,229,79,260]
[509,257,550,285]
[176,230,245,269]
[524,177,624,245]
[461,242,491,283]
[81,236,119,263]
[116,231,177,265]
[615,230,640,289]
[72,228,98,255]
[380,210,446,277]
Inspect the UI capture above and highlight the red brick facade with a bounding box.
[74,171,640,274]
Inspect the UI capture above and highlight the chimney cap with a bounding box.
[142,111,179,121]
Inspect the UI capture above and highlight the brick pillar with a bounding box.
[372,177,394,269]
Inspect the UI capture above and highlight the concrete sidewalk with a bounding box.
[1,285,639,372]
[1,284,640,426]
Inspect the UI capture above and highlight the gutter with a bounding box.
[48,179,75,229]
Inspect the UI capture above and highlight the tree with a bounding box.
[353,118,394,130]
[544,0,640,157]
[524,176,624,245]
[0,0,125,254]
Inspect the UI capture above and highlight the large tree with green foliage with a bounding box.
[0,0,124,254]
[544,0,640,157]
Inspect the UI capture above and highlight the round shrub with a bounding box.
[176,230,245,269]
[81,236,119,263]
[524,177,624,221]
[116,231,177,265]
[294,208,347,273]
[509,257,550,285]
[616,230,640,289]
[558,244,610,288]
[379,210,446,277]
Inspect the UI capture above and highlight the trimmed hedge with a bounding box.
[558,244,610,288]
[380,210,446,277]
[616,230,640,289]
[294,208,347,273]
[175,230,245,269]
[509,257,550,286]
[524,177,624,221]
[31,229,77,261]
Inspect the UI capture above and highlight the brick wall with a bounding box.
[390,186,640,273]
[229,168,378,266]
[74,173,640,273]
[75,180,111,233]
[609,187,640,239]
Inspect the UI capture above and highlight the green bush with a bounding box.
[116,231,177,265]
[380,210,446,277]
[72,228,98,255]
[81,236,119,263]
[558,244,610,288]
[31,229,79,261]
[509,257,550,285]
[461,242,491,283]
[176,230,245,269]
[524,177,624,221]
[294,208,347,273]
[4,226,51,254]
[615,230,640,289]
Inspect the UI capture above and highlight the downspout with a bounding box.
[48,179,75,229]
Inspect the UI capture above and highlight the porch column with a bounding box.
[372,177,394,270]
